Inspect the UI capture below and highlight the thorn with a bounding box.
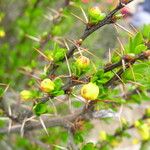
[8,119,12,133]
[63,39,70,51]
[115,23,134,36]
[20,118,26,137]
[34,47,51,61]
[117,37,125,55]
[52,144,68,150]
[65,54,72,77]
[20,116,36,137]
[108,48,112,63]
[112,70,125,86]
[67,39,83,56]
[48,98,58,116]
[80,6,88,23]
[26,34,40,42]
[129,23,138,33]
[71,93,85,103]
[122,59,126,71]
[129,64,136,82]
[71,13,87,24]
[39,116,49,136]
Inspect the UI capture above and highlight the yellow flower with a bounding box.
[76,56,90,69]
[20,90,32,101]
[134,120,141,128]
[138,124,150,140]
[81,82,99,100]
[99,131,107,141]
[111,140,119,147]
[132,138,139,145]
[0,29,5,38]
[40,78,55,93]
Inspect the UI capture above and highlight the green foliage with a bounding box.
[126,32,147,54]
[82,142,98,150]
[33,103,48,116]
[141,25,150,40]
[51,78,64,96]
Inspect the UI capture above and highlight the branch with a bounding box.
[104,50,150,87]
[49,0,134,74]
[37,50,150,104]
[0,101,96,134]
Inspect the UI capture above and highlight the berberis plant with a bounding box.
[0,0,150,149]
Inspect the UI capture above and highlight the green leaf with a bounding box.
[0,88,4,97]
[122,63,150,82]
[134,33,143,46]
[16,137,30,148]
[142,25,150,40]
[135,44,147,54]
[74,131,84,143]
[53,48,66,63]
[128,32,144,54]
[82,143,97,150]
[51,89,64,97]
[53,78,63,90]
[33,103,47,116]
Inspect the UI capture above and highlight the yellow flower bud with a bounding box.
[88,6,101,19]
[138,124,150,140]
[81,82,99,100]
[40,78,55,93]
[0,29,5,38]
[99,131,107,141]
[132,138,139,145]
[88,6,106,24]
[20,90,32,101]
[134,120,141,128]
[76,56,90,69]
[111,140,119,147]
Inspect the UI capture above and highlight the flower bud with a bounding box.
[76,56,90,69]
[138,124,150,140]
[88,6,106,24]
[145,108,150,117]
[81,82,99,100]
[20,90,33,101]
[88,6,101,19]
[134,120,141,128]
[99,131,107,141]
[40,78,55,93]
[0,29,5,38]
[132,138,139,145]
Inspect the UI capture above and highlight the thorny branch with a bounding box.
[49,0,134,74]
[0,101,96,134]
[36,50,150,104]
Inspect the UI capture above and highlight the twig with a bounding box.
[49,0,134,75]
